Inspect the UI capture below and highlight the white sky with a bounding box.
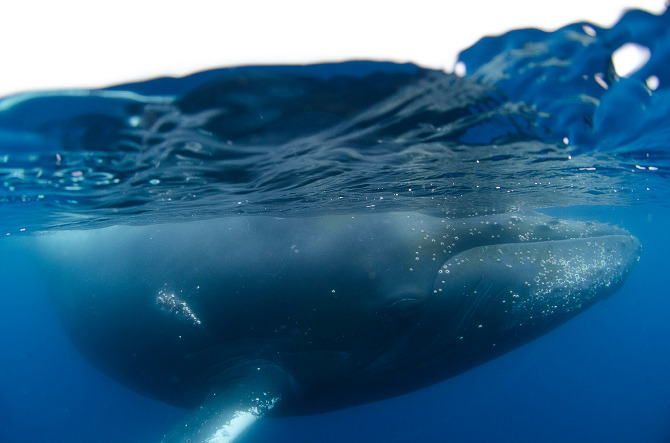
[0,0,666,97]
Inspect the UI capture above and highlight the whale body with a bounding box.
[32,211,640,442]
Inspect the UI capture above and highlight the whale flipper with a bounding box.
[162,366,287,443]
[434,234,639,339]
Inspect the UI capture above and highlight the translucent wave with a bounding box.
[0,9,668,232]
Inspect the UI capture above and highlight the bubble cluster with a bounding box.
[156,287,202,326]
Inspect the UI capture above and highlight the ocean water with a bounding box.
[1,7,669,443]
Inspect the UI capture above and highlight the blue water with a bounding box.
[1,7,669,443]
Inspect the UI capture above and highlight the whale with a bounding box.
[30,211,640,442]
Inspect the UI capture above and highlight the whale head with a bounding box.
[358,214,640,395]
